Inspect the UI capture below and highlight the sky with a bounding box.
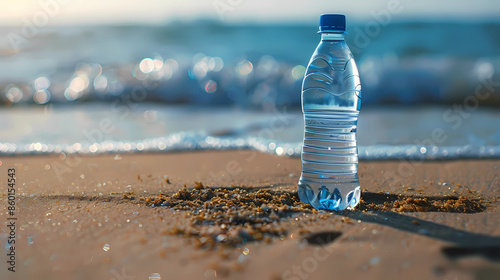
[0,0,499,25]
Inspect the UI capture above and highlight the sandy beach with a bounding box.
[0,151,499,279]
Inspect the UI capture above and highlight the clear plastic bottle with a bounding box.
[298,14,361,211]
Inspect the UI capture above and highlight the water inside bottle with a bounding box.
[299,34,361,211]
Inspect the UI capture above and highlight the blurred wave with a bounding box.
[0,104,499,159]
[0,21,499,108]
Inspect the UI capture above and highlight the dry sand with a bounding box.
[0,151,499,280]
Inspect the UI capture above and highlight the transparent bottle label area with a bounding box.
[298,110,360,210]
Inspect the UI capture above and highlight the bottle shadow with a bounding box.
[339,210,500,247]
[337,192,500,261]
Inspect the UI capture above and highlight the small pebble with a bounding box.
[369,257,380,265]
[149,273,161,280]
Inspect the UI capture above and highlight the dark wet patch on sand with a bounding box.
[441,246,500,262]
[303,231,342,246]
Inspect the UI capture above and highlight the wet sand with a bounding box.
[0,151,499,279]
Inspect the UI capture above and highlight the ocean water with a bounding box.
[0,103,499,159]
[0,21,499,159]
[1,21,500,107]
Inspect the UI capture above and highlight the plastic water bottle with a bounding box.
[298,14,361,211]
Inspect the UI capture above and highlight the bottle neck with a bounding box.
[321,32,345,41]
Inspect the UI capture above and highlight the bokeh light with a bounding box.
[94,75,108,92]
[34,77,50,90]
[209,57,224,72]
[5,85,23,103]
[204,80,217,93]
[64,88,80,101]
[69,76,88,93]
[140,58,155,74]
[291,65,306,80]
[474,60,494,79]
[236,59,253,76]
[153,57,164,71]
[33,90,51,104]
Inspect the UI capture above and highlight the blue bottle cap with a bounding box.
[319,14,346,33]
